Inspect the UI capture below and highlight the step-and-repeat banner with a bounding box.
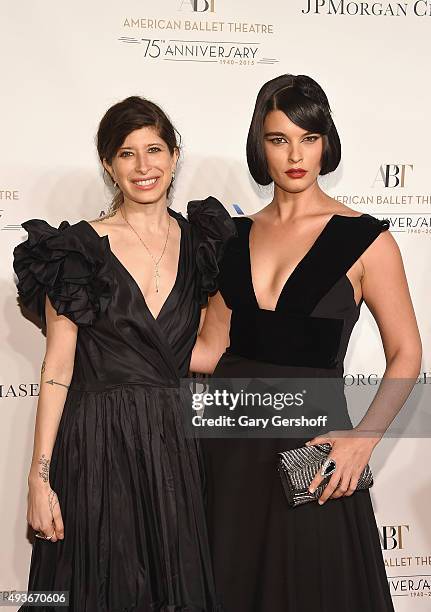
[1,1,430,609]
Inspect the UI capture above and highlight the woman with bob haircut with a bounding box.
[13,96,236,611]
[191,74,421,611]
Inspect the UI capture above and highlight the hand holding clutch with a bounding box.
[278,442,373,508]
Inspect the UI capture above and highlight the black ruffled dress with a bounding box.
[13,197,236,612]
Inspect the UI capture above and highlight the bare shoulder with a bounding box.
[360,224,401,279]
[86,215,122,238]
[335,208,363,218]
[325,197,363,218]
[249,198,365,223]
[248,207,275,224]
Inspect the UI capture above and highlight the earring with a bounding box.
[171,171,176,183]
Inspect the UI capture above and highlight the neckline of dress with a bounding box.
[80,208,184,323]
[244,213,366,313]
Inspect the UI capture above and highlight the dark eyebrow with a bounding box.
[264,131,286,138]
[119,142,164,150]
[264,131,319,138]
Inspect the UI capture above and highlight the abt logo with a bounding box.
[373,164,413,188]
[379,525,410,550]
[179,0,216,11]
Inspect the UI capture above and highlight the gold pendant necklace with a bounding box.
[120,206,171,293]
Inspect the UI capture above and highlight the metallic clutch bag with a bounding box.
[278,443,374,507]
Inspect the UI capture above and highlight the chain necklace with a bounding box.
[119,206,171,293]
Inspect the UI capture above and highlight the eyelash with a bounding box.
[269,135,319,145]
[119,146,162,157]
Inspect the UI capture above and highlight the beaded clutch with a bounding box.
[278,443,374,507]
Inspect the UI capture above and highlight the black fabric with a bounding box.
[204,213,394,612]
[13,197,236,612]
[188,198,239,306]
[283,214,390,315]
[13,219,113,327]
[227,308,344,368]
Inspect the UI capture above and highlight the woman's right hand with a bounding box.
[27,477,64,542]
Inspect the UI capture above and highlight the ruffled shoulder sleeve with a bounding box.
[13,219,113,326]
[187,196,237,306]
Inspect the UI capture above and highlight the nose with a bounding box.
[288,143,303,164]
[135,152,151,174]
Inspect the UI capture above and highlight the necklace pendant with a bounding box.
[119,206,171,297]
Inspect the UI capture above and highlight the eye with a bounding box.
[268,137,287,145]
[303,135,320,143]
[148,146,162,153]
[119,150,133,157]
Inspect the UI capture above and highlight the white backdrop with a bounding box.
[1,0,430,609]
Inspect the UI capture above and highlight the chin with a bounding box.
[277,177,317,194]
[279,182,308,194]
[128,189,167,205]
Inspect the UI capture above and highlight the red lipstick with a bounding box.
[286,168,307,179]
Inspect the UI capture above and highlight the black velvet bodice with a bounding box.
[217,214,390,372]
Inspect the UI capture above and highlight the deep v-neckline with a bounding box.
[81,212,184,323]
[246,214,341,312]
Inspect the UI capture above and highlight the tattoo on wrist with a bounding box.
[38,454,50,483]
[45,379,69,389]
[48,488,58,517]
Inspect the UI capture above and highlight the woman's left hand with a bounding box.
[306,430,380,505]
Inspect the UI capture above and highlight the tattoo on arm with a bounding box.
[40,359,69,389]
[38,454,50,483]
[41,361,69,389]
[45,379,69,389]
[48,488,58,516]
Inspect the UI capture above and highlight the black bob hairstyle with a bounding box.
[246,74,341,186]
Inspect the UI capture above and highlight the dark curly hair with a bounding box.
[246,74,341,185]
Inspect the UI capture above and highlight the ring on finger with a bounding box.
[320,458,336,477]
[35,529,55,540]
